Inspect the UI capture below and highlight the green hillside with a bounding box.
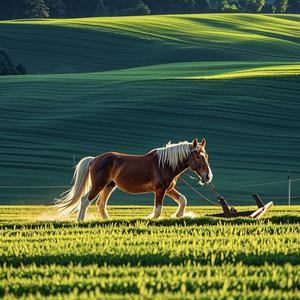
[0,14,300,205]
[2,14,300,74]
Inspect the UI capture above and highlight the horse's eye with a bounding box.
[197,156,200,159]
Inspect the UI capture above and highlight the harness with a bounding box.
[188,146,205,177]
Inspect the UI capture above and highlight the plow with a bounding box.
[180,175,273,219]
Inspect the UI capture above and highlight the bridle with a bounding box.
[186,146,206,181]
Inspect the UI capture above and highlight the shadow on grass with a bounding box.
[0,215,300,230]
[1,251,299,268]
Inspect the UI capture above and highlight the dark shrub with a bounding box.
[0,50,27,76]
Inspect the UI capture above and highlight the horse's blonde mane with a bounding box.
[155,141,191,170]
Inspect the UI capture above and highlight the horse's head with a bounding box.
[187,138,213,185]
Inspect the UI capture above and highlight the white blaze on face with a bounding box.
[207,165,213,183]
[201,151,213,183]
[206,152,213,182]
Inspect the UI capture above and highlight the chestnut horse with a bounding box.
[56,138,213,221]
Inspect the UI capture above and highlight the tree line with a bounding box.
[0,0,300,20]
[0,50,26,75]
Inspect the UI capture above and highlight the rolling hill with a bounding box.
[0,14,300,205]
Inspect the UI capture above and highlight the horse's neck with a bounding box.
[166,159,189,179]
[175,160,189,176]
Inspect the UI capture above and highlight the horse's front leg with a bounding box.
[166,188,187,218]
[146,189,166,219]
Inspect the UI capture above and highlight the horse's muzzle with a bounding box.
[198,172,213,185]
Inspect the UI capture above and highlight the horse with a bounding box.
[56,138,213,221]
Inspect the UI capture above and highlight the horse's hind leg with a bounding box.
[96,182,116,219]
[77,191,92,222]
[77,172,110,221]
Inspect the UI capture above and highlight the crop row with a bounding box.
[0,223,299,267]
[1,264,299,298]
[1,206,300,299]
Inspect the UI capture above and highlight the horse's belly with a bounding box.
[116,180,153,194]
[113,169,154,194]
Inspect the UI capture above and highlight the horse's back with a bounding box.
[91,150,156,172]
[89,150,159,193]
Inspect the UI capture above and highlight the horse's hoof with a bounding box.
[171,212,196,218]
[171,214,184,218]
[183,212,197,218]
[144,214,160,220]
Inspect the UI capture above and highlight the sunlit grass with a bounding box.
[1,14,300,74]
[184,63,300,79]
[0,205,299,299]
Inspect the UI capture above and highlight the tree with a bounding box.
[134,2,151,14]
[195,0,212,12]
[16,63,27,75]
[0,50,26,75]
[45,0,65,18]
[0,0,10,20]
[0,50,15,75]
[245,0,265,12]
[63,0,94,18]
[220,0,240,11]
[109,0,150,16]
[0,0,26,20]
[23,0,49,18]
[94,0,108,16]
[288,0,300,12]
[272,0,288,12]
[211,0,240,11]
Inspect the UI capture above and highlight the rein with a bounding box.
[179,170,236,210]
[178,175,218,205]
[178,146,237,210]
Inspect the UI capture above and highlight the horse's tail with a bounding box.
[56,156,94,215]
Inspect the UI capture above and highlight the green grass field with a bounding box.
[0,205,299,299]
[0,14,300,205]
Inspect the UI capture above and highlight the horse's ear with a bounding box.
[192,138,198,148]
[200,138,206,148]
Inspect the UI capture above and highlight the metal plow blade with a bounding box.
[208,193,273,219]
[250,196,273,219]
